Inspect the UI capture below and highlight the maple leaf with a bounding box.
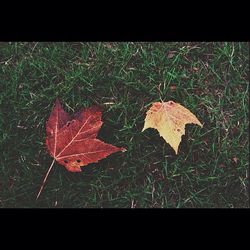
[46,99,125,172]
[142,101,202,154]
[36,99,125,199]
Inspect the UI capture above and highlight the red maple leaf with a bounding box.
[37,99,125,199]
[46,99,125,172]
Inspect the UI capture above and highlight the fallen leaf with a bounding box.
[46,99,125,172]
[232,157,238,164]
[142,101,202,154]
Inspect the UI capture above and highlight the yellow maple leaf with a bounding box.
[142,101,203,154]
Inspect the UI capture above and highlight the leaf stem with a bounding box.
[36,159,56,200]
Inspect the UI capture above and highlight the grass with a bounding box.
[0,42,249,208]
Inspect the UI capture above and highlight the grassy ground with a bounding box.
[0,42,249,208]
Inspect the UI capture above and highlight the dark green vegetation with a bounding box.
[0,42,248,207]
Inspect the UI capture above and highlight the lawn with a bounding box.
[0,42,249,208]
